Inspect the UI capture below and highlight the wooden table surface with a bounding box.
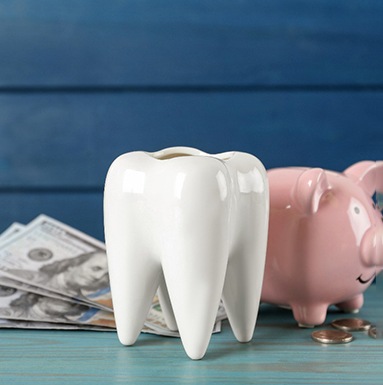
[0,284,381,385]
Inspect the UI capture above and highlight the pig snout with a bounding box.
[361,226,383,267]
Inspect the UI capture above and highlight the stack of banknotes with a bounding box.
[0,215,225,336]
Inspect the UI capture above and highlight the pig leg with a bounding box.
[335,294,364,313]
[291,303,328,328]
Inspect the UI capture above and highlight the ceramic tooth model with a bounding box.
[104,147,269,359]
[261,161,383,327]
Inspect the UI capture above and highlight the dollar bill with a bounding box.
[0,221,98,309]
[0,285,115,328]
[0,222,25,242]
[0,215,112,311]
[0,319,114,331]
[0,216,227,336]
[0,275,97,307]
[0,284,218,336]
[143,297,224,337]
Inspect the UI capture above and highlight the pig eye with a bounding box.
[354,206,360,214]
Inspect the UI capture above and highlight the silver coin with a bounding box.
[312,329,354,344]
[331,318,371,332]
[368,326,377,339]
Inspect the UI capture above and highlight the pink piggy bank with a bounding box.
[261,161,383,327]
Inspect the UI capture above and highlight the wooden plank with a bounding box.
[0,0,382,86]
[0,91,382,187]
[0,286,381,384]
[0,192,104,241]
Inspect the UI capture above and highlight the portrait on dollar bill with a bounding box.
[8,250,109,299]
[0,285,116,328]
[4,291,89,322]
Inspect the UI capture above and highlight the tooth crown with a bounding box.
[104,147,269,359]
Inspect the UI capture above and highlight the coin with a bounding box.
[311,329,354,344]
[331,318,371,332]
[368,326,382,339]
[368,326,377,339]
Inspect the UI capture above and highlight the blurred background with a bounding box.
[0,0,382,240]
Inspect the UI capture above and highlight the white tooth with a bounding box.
[104,147,269,359]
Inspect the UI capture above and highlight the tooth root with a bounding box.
[223,160,269,343]
[162,251,228,359]
[108,245,161,346]
[104,165,161,345]
[223,250,266,342]
[157,272,178,331]
[162,220,230,359]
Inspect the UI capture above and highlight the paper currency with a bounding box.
[0,216,227,336]
[0,283,221,336]
[0,275,96,306]
[0,286,209,336]
[0,221,93,307]
[0,319,114,331]
[144,299,223,337]
[0,285,115,328]
[0,222,24,242]
[0,215,112,311]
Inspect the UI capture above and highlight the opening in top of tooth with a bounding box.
[150,147,206,160]
[154,153,195,160]
[149,148,236,161]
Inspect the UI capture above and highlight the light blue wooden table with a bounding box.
[0,285,381,384]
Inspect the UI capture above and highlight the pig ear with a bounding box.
[292,168,331,215]
[344,161,383,197]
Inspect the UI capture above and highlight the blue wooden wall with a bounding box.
[1,0,382,240]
